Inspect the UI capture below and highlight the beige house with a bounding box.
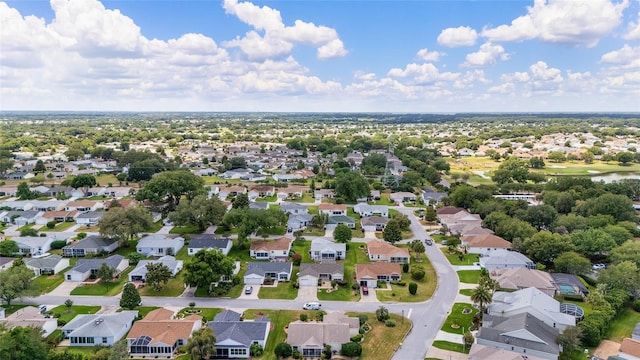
[0,306,58,337]
[366,240,410,263]
[490,268,557,297]
[127,308,202,358]
[287,312,359,358]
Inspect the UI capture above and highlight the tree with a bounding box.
[361,153,387,175]
[574,193,636,222]
[376,306,389,321]
[16,182,36,200]
[34,159,46,173]
[523,231,574,267]
[383,219,402,243]
[491,157,529,184]
[521,204,557,230]
[410,240,425,261]
[126,252,143,266]
[569,228,617,260]
[0,261,39,306]
[99,206,154,246]
[65,299,73,311]
[609,240,640,267]
[70,174,97,197]
[341,342,362,357]
[169,195,227,232]
[529,157,545,169]
[20,228,38,237]
[554,252,592,276]
[120,282,141,310]
[333,171,370,202]
[145,263,172,292]
[333,224,352,243]
[0,326,48,360]
[311,213,329,228]
[183,250,235,291]
[231,193,249,209]
[274,343,293,358]
[557,326,582,355]
[186,326,216,360]
[470,285,492,313]
[0,240,18,256]
[108,339,129,360]
[222,207,287,244]
[127,159,165,182]
[97,263,115,284]
[616,151,634,165]
[408,282,418,295]
[136,170,205,210]
[424,206,437,222]
[597,261,640,295]
[463,331,474,349]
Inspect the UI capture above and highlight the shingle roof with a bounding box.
[246,262,293,276]
[127,309,200,346]
[68,255,125,273]
[62,311,138,338]
[250,237,291,252]
[299,263,344,278]
[462,234,512,249]
[207,310,270,347]
[25,254,64,269]
[138,234,183,248]
[63,235,117,250]
[478,313,560,356]
[367,240,409,257]
[621,338,640,357]
[188,235,231,250]
[356,263,401,279]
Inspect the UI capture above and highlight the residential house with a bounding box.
[207,310,270,359]
[479,249,536,271]
[0,306,58,337]
[12,236,54,256]
[287,312,359,358]
[25,255,70,275]
[422,188,448,204]
[619,338,640,360]
[314,189,335,201]
[469,344,546,360]
[477,313,560,360]
[65,200,101,212]
[488,287,576,331]
[187,235,232,256]
[448,224,493,236]
[0,186,18,197]
[127,308,202,358]
[441,211,483,230]
[280,202,308,215]
[462,234,512,255]
[244,262,293,285]
[35,210,78,225]
[366,240,410,263]
[136,234,184,257]
[326,215,356,229]
[298,263,344,286]
[74,211,104,225]
[355,263,402,288]
[361,216,389,232]
[0,210,42,225]
[490,268,557,297]
[250,185,275,197]
[353,204,389,218]
[249,201,269,210]
[64,255,128,282]
[0,257,16,271]
[287,213,313,232]
[62,311,138,346]
[62,235,119,257]
[318,204,347,216]
[309,238,346,261]
[436,206,467,223]
[550,273,589,297]
[249,237,292,260]
[389,192,417,203]
[129,256,183,282]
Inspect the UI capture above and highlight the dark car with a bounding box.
[425,239,433,246]
[362,286,369,295]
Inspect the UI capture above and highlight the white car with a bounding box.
[592,263,606,270]
[303,302,321,310]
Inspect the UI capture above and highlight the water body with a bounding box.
[590,172,640,183]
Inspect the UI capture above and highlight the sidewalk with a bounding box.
[425,347,469,360]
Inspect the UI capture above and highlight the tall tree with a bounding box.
[33,160,46,173]
[333,224,352,243]
[70,174,97,197]
[135,170,205,210]
[410,240,425,261]
[120,282,141,310]
[597,261,640,296]
[145,263,172,292]
[169,195,227,232]
[569,228,617,260]
[186,326,216,360]
[97,263,115,284]
[383,219,402,244]
[0,326,48,360]
[0,240,18,256]
[553,252,592,276]
[523,231,574,266]
[231,193,250,209]
[183,250,235,291]
[333,171,370,202]
[99,206,154,246]
[16,182,36,200]
[470,285,493,314]
[108,340,129,360]
[0,260,39,306]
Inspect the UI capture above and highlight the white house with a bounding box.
[25,255,70,275]
[318,203,347,216]
[64,255,129,282]
[353,204,389,218]
[479,249,536,271]
[62,311,138,346]
[187,235,232,256]
[136,234,184,257]
[298,263,344,287]
[0,306,58,337]
[250,237,292,260]
[244,262,293,285]
[129,256,183,282]
[208,310,271,359]
[309,238,346,261]
[12,236,54,257]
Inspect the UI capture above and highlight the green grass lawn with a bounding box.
[291,240,313,263]
[441,249,480,266]
[290,193,315,203]
[177,307,223,321]
[302,226,326,236]
[174,246,189,261]
[32,270,69,294]
[347,312,411,360]
[457,270,482,284]
[214,226,238,235]
[318,244,365,301]
[112,241,138,257]
[49,305,100,323]
[255,195,277,202]
[70,268,132,296]
[459,289,473,296]
[606,307,640,342]
[134,306,160,318]
[169,225,202,235]
[146,220,164,233]
[307,206,319,215]
[48,221,76,232]
[440,303,478,335]
[432,340,470,354]
[256,225,286,236]
[194,262,247,299]
[95,174,119,186]
[139,274,186,297]
[258,281,298,300]
[377,253,437,303]
[1,304,29,315]
[561,300,593,317]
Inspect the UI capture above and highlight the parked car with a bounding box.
[245,286,253,294]
[424,239,433,246]
[303,302,322,310]
[592,263,606,270]
[38,305,47,313]
[362,286,369,295]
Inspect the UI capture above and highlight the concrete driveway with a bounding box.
[238,285,260,300]
[47,281,78,296]
[359,288,379,303]
[296,286,318,301]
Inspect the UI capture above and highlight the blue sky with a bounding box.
[1,0,639,112]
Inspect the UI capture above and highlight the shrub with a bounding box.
[341,342,363,357]
[358,314,368,326]
[77,232,87,239]
[410,267,425,280]
[300,313,308,322]
[391,280,406,286]
[351,283,360,290]
[409,282,418,295]
[350,334,363,343]
[274,343,293,358]
[250,343,263,357]
[57,319,67,326]
[385,319,396,327]
[46,221,56,229]
[402,263,409,273]
[292,253,302,266]
[633,300,640,312]
[50,240,67,249]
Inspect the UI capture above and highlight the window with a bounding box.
[230,348,247,355]
[102,337,108,344]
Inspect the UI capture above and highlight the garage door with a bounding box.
[244,276,264,285]
[299,276,317,287]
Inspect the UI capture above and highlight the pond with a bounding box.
[589,172,640,183]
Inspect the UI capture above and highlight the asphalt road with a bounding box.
[22,205,459,360]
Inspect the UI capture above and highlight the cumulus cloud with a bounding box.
[416,48,444,62]
[222,0,347,60]
[601,44,640,65]
[462,42,509,67]
[481,0,629,47]
[624,12,640,40]
[437,26,478,47]
[529,61,564,91]
[387,63,460,86]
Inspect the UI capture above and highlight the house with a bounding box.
[287,213,313,232]
[0,210,42,225]
[127,308,202,358]
[129,256,183,282]
[550,273,589,297]
[353,203,389,218]
[318,204,347,216]
[64,255,129,282]
[490,268,557,297]
[12,236,55,256]
[309,238,346,261]
[462,234,512,255]
[62,311,138,346]
[389,192,417,203]
[136,234,184,257]
[479,249,536,271]
[250,185,275,197]
[0,186,18,197]
[0,306,58,337]
[355,262,402,288]
[25,255,70,275]
[361,216,389,232]
[62,235,119,257]
[35,210,78,225]
[0,257,16,271]
[477,313,560,360]
[74,211,104,225]
[488,287,576,331]
[314,189,335,200]
[448,224,493,236]
[207,310,270,359]
[187,235,232,256]
[250,237,292,260]
[244,262,293,285]
[422,188,448,204]
[326,215,356,229]
[441,210,483,230]
[287,312,359,358]
[436,206,467,223]
[280,202,308,215]
[298,263,344,286]
[249,201,269,210]
[619,338,640,360]
[469,344,547,360]
[65,200,101,212]
[366,240,410,263]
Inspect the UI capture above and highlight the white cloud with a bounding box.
[462,42,509,67]
[624,12,640,40]
[600,44,640,64]
[437,26,478,47]
[529,61,564,91]
[501,71,530,82]
[416,48,444,62]
[481,0,629,47]
[222,0,347,60]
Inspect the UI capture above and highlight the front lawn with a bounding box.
[194,262,247,299]
[457,270,482,284]
[134,306,160,318]
[318,245,364,301]
[146,220,164,233]
[606,307,640,342]
[258,281,298,300]
[302,227,325,236]
[290,193,315,203]
[177,307,223,321]
[49,305,100,323]
[432,340,470,354]
[48,221,76,232]
[70,268,132,296]
[441,249,480,266]
[440,303,478,335]
[347,312,411,360]
[139,274,186,297]
[169,225,202,235]
[291,240,313,263]
[459,289,473,296]
[32,270,69,294]
[377,253,437,303]
[255,195,277,202]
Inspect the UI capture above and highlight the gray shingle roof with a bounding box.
[187,235,231,250]
[25,254,64,269]
[69,255,125,273]
[63,235,117,250]
[62,311,138,338]
[75,211,104,219]
[245,262,293,276]
[299,263,344,278]
[207,310,269,347]
[477,313,560,356]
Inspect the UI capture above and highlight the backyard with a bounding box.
[457,270,482,284]
[347,312,412,360]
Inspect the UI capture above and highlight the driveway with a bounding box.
[47,281,78,297]
[238,285,260,300]
[359,288,379,303]
[295,286,318,301]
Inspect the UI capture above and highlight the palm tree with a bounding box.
[186,327,216,360]
[479,276,500,294]
[470,285,493,314]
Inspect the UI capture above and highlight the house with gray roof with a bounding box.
[187,234,232,256]
[249,201,269,210]
[361,216,389,232]
[0,210,42,226]
[633,322,640,341]
[298,263,344,287]
[477,313,560,360]
[309,238,346,261]
[287,312,359,358]
[479,249,536,271]
[74,211,104,225]
[129,256,183,282]
[64,255,128,282]
[25,254,70,275]
[422,187,448,204]
[326,215,356,229]
[280,202,308,215]
[12,236,54,257]
[353,203,389,218]
[244,262,293,285]
[287,213,313,232]
[62,311,138,346]
[207,310,270,359]
[0,257,16,271]
[136,234,184,256]
[62,235,119,257]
